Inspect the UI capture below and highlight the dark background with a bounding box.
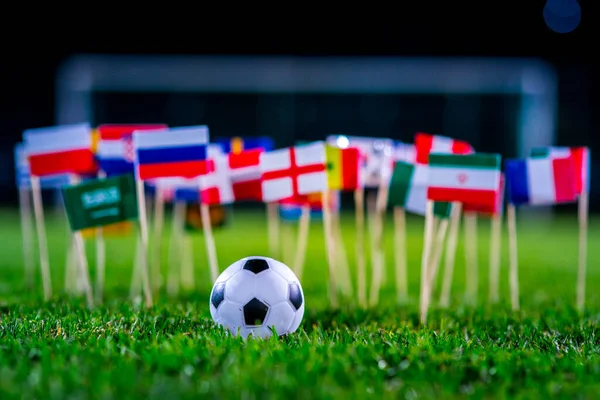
[0,2,597,208]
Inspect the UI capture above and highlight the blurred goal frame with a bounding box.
[55,55,557,158]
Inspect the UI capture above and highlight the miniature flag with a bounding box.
[260,142,328,202]
[325,145,361,191]
[215,136,274,154]
[133,125,211,180]
[184,203,227,233]
[394,142,416,164]
[326,135,394,188]
[388,161,452,218]
[200,156,235,205]
[505,157,577,206]
[14,143,72,189]
[530,146,590,195]
[61,174,138,232]
[415,132,474,164]
[24,123,97,177]
[427,153,502,209]
[463,173,505,216]
[96,124,167,176]
[228,149,263,201]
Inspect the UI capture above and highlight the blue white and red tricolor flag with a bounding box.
[96,124,167,176]
[132,125,212,180]
[530,146,590,195]
[23,123,97,177]
[215,136,274,154]
[505,156,577,206]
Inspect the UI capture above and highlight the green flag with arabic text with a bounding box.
[61,174,138,232]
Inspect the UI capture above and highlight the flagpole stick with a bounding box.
[62,180,79,295]
[366,190,376,278]
[576,191,589,313]
[167,200,185,297]
[507,204,520,311]
[354,189,367,308]
[426,217,449,293]
[150,183,165,294]
[332,204,353,299]
[64,238,76,294]
[135,180,154,308]
[394,206,408,305]
[129,236,142,300]
[439,202,462,308]
[200,203,219,283]
[69,175,95,306]
[30,176,52,301]
[181,233,195,291]
[69,175,88,295]
[95,170,107,304]
[422,215,450,318]
[292,205,311,281]
[322,190,338,308]
[419,201,436,325]
[266,202,280,259]
[369,184,389,307]
[463,212,478,306]
[19,185,35,290]
[489,213,502,304]
[72,231,94,308]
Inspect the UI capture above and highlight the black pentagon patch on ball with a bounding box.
[210,283,226,308]
[288,283,303,310]
[243,298,269,326]
[242,258,270,274]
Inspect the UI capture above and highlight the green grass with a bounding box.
[1,206,599,399]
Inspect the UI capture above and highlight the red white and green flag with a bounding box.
[388,161,452,218]
[427,153,502,209]
[415,132,474,164]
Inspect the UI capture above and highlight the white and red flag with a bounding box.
[24,123,97,177]
[260,142,328,202]
[229,149,263,202]
[199,155,235,205]
[415,132,474,164]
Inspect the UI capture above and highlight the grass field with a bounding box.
[1,206,599,399]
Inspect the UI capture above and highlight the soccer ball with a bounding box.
[209,256,305,339]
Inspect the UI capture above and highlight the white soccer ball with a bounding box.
[209,256,305,339]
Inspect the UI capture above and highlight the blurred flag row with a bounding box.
[15,122,590,230]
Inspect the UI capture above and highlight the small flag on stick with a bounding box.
[427,153,502,208]
[414,133,474,164]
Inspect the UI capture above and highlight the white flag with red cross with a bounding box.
[198,148,266,205]
[260,142,328,202]
[199,155,235,205]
